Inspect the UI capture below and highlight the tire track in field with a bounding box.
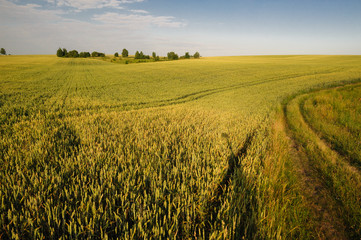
[49,60,82,111]
[299,85,361,172]
[28,61,74,111]
[283,116,348,239]
[122,67,344,109]
[283,82,361,239]
[68,67,344,113]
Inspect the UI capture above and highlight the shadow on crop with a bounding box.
[202,130,257,239]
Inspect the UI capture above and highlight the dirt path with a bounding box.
[287,133,348,239]
[282,99,350,239]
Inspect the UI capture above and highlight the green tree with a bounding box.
[91,51,105,57]
[194,52,200,59]
[0,48,6,55]
[79,52,90,58]
[56,48,63,57]
[122,48,129,57]
[135,51,140,59]
[139,51,145,59]
[167,52,179,60]
[152,52,156,59]
[63,48,68,57]
[68,50,79,58]
[114,52,119,57]
[184,52,190,59]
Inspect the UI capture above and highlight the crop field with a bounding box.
[1,55,361,239]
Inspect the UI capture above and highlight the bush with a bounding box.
[194,52,200,59]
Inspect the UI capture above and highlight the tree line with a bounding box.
[114,50,200,61]
[131,51,200,60]
[167,51,200,60]
[56,47,200,60]
[57,48,105,58]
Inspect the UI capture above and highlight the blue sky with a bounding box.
[1,0,361,56]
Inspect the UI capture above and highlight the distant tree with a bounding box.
[84,52,91,58]
[91,51,105,57]
[63,48,68,57]
[56,48,63,57]
[167,52,179,60]
[79,52,91,58]
[139,51,145,59]
[152,52,156,59]
[194,52,200,59]
[67,50,79,58]
[155,56,160,61]
[135,51,140,59]
[114,52,119,57]
[122,48,129,57]
[184,52,190,59]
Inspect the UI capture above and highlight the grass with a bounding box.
[0,55,361,239]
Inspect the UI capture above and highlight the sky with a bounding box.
[1,0,361,56]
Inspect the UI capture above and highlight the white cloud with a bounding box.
[0,0,190,55]
[0,0,65,22]
[49,0,143,10]
[24,3,42,8]
[119,0,144,3]
[129,9,149,14]
[93,12,186,28]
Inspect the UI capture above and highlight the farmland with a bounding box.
[1,55,361,239]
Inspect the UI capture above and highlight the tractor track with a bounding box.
[282,82,361,239]
[283,113,348,239]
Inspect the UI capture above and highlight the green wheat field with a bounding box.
[1,55,361,239]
